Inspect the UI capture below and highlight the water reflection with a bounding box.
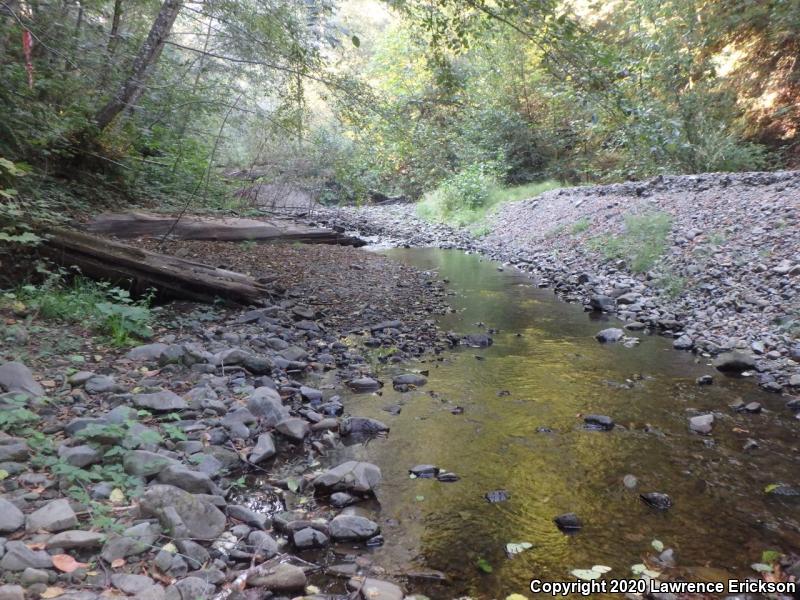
[328,249,800,598]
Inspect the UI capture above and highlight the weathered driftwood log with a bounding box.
[41,227,271,305]
[86,211,365,246]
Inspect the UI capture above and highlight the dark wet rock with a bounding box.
[140,485,226,540]
[462,333,493,348]
[673,335,693,350]
[46,530,105,550]
[101,522,161,562]
[300,385,323,402]
[313,461,382,495]
[554,512,582,531]
[26,498,78,532]
[318,400,344,416]
[589,295,616,312]
[248,530,279,558]
[0,541,53,570]
[275,417,309,442]
[123,450,180,477]
[640,492,673,510]
[0,361,43,397]
[247,387,289,426]
[347,377,382,392]
[227,505,268,530]
[133,390,188,412]
[392,373,428,388]
[595,328,624,343]
[249,432,276,463]
[713,351,756,373]
[330,492,358,508]
[583,414,614,430]
[292,526,329,548]
[409,464,439,478]
[485,489,510,503]
[348,577,404,600]
[0,498,24,533]
[689,414,714,434]
[248,563,307,591]
[329,515,380,541]
[340,417,389,436]
[696,375,714,385]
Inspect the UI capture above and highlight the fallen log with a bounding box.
[86,211,365,246]
[41,227,271,305]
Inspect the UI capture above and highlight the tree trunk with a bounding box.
[41,227,273,305]
[98,0,123,88]
[94,0,182,131]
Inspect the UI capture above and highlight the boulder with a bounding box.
[0,541,53,571]
[312,461,381,495]
[329,515,380,541]
[133,390,188,411]
[247,387,289,426]
[0,498,24,533]
[139,485,226,540]
[0,361,43,396]
[46,530,106,550]
[275,418,309,442]
[689,414,714,434]
[713,351,756,373]
[248,563,307,591]
[595,328,624,343]
[347,377,382,393]
[26,498,78,532]
[123,450,180,477]
[249,433,276,463]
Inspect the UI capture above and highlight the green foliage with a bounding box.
[418,171,562,227]
[570,218,591,235]
[11,274,153,346]
[0,396,40,433]
[590,212,673,272]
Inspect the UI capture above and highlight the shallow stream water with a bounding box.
[315,248,800,598]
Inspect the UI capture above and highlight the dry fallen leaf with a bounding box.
[732,427,750,434]
[26,541,47,550]
[111,558,125,569]
[52,554,89,573]
[41,586,65,599]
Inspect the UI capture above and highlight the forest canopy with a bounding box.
[0,0,798,213]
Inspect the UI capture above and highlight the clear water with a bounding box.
[320,248,800,598]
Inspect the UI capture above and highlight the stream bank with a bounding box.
[313,170,800,393]
[0,242,456,600]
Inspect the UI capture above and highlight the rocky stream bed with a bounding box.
[0,170,799,600]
